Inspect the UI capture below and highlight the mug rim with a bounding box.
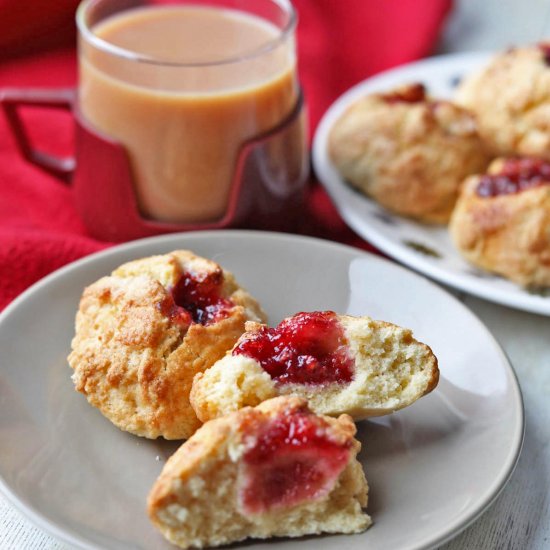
[76,0,297,68]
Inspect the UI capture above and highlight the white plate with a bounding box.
[0,230,523,550]
[312,51,550,316]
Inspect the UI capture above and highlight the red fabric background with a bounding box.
[0,0,452,310]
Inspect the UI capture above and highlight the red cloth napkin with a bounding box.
[0,0,452,311]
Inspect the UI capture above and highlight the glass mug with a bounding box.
[1,0,308,240]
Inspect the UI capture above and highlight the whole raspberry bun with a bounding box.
[328,83,489,223]
[450,157,550,287]
[456,45,550,159]
[68,250,266,439]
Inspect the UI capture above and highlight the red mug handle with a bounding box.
[0,87,76,183]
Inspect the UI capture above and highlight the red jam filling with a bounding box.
[159,268,233,326]
[476,157,550,197]
[539,43,550,65]
[157,294,193,327]
[382,83,426,104]
[232,311,354,385]
[239,409,351,514]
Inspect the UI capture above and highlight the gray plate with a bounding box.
[0,231,524,549]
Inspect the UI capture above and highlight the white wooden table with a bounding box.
[2,1,550,548]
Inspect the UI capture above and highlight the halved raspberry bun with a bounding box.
[328,83,489,223]
[148,396,370,548]
[190,311,439,423]
[450,157,550,287]
[68,250,266,440]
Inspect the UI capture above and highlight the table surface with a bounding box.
[2,1,550,549]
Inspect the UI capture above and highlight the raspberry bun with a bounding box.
[456,44,550,159]
[450,157,550,287]
[191,311,439,423]
[148,396,370,548]
[328,83,489,223]
[68,250,266,440]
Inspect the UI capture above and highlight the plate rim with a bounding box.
[312,51,550,317]
[0,229,525,550]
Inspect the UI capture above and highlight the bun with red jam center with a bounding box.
[147,396,370,549]
[190,311,438,423]
[68,250,266,440]
[328,82,489,224]
[450,157,550,287]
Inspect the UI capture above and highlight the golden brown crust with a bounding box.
[190,313,439,423]
[328,83,489,223]
[148,396,370,549]
[68,250,266,440]
[456,46,550,159]
[450,160,550,286]
[147,413,232,511]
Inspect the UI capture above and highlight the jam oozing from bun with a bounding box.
[381,83,426,104]
[476,157,550,197]
[164,268,233,326]
[233,311,354,385]
[539,42,550,65]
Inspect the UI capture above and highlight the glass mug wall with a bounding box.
[76,0,303,224]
